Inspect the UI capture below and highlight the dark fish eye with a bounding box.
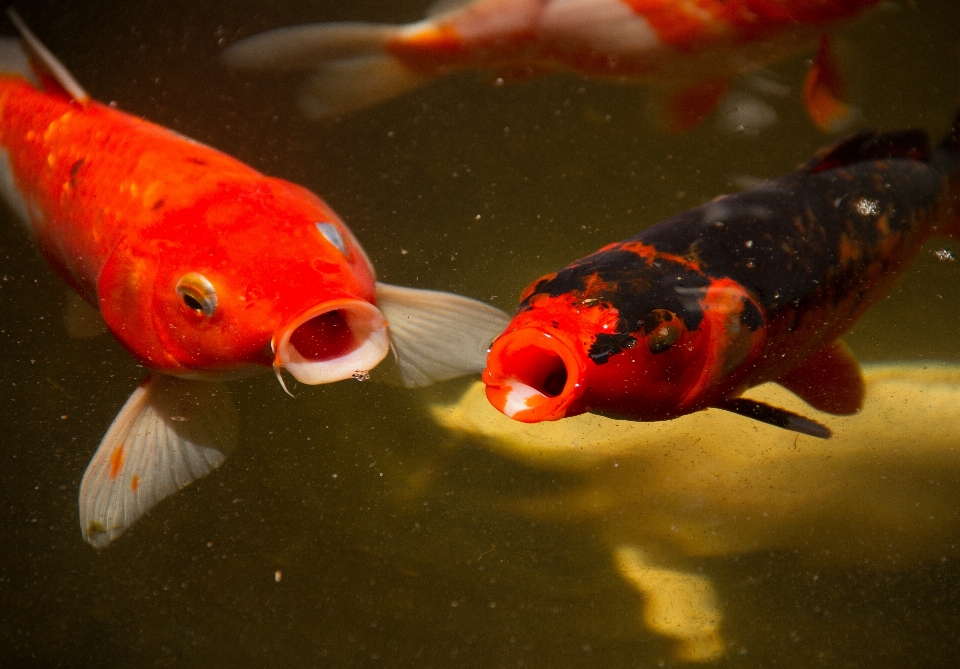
[642,309,681,354]
[176,273,217,317]
[316,222,347,255]
[647,322,682,354]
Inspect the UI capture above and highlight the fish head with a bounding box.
[483,247,765,423]
[97,178,389,383]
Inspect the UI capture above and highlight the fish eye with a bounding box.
[316,222,347,255]
[176,273,217,318]
[642,309,682,354]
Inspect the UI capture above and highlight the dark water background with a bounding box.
[2,0,960,666]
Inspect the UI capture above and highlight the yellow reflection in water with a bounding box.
[431,363,960,661]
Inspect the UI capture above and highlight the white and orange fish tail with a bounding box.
[221,20,432,119]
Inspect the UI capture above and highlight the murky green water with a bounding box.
[3,0,960,666]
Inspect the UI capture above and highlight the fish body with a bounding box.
[0,16,508,547]
[483,121,960,436]
[1,75,381,380]
[222,0,880,130]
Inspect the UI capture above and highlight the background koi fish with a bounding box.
[220,0,879,132]
[483,114,960,437]
[0,13,508,548]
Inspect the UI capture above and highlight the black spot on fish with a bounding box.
[588,333,636,364]
[68,158,85,188]
[186,157,208,166]
[152,199,165,211]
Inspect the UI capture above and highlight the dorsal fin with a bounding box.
[802,128,931,174]
[7,8,89,103]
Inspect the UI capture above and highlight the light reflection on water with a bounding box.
[2,0,960,666]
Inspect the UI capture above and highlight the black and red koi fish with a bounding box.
[483,118,960,438]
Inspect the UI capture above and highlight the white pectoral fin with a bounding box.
[79,375,238,549]
[376,282,510,388]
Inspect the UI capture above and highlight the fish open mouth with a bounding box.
[482,327,585,422]
[274,300,389,384]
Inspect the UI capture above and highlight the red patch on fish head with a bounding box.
[484,275,765,424]
[483,293,601,422]
[580,307,714,420]
[101,177,379,379]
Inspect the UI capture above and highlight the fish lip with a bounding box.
[273,299,389,384]
[482,326,586,422]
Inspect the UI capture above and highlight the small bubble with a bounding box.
[932,248,956,262]
[352,370,371,381]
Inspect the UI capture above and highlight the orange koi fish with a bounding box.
[221,0,879,131]
[482,116,960,436]
[0,13,507,548]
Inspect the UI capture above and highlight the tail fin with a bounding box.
[222,22,432,119]
[297,56,429,119]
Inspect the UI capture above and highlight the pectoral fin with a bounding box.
[802,34,853,132]
[713,397,831,439]
[776,340,864,415]
[79,375,238,549]
[376,282,509,387]
[649,77,730,134]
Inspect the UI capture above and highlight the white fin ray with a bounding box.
[221,22,397,71]
[79,375,238,549]
[376,282,510,388]
[7,9,88,103]
[297,56,430,120]
[64,292,107,338]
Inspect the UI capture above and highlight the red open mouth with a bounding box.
[482,326,586,422]
[273,300,389,384]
